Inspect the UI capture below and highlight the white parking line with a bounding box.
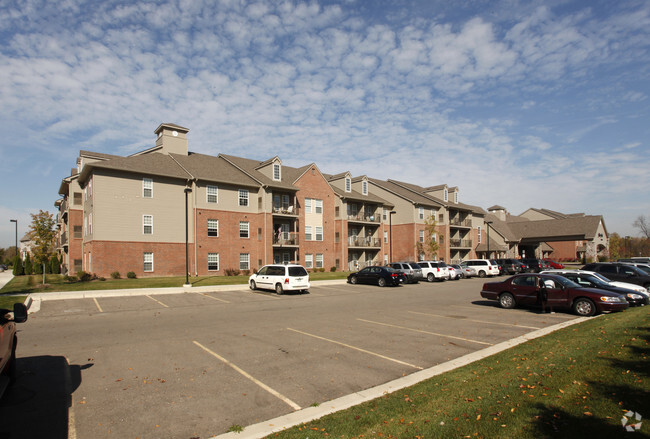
[357,319,493,346]
[408,311,542,330]
[92,298,103,313]
[146,295,169,308]
[193,341,301,411]
[287,328,423,370]
[195,292,230,303]
[453,304,575,319]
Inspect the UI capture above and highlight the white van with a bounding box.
[461,259,500,278]
[249,264,310,294]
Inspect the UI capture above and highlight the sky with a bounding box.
[1,0,649,248]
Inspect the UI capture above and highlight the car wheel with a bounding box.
[250,280,257,290]
[275,283,284,295]
[349,276,358,285]
[499,292,516,309]
[427,273,434,282]
[573,298,596,316]
[378,278,386,287]
[478,270,486,278]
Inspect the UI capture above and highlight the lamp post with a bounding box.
[10,219,17,259]
[389,211,396,263]
[485,221,492,259]
[184,187,192,287]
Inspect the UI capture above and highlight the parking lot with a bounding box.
[2,278,578,438]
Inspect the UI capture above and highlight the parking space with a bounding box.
[10,279,579,438]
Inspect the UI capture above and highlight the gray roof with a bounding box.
[507,216,604,241]
[78,152,192,184]
[219,154,298,191]
[170,153,261,187]
[369,178,444,208]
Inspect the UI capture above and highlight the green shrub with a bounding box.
[225,268,241,276]
[24,254,33,275]
[330,266,337,272]
[241,269,250,276]
[77,271,92,282]
[12,256,23,276]
[64,275,78,282]
[34,261,43,275]
[110,271,121,279]
[50,255,61,274]
[127,271,137,279]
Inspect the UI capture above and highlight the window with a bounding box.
[345,177,351,192]
[315,226,323,241]
[208,253,219,271]
[315,199,323,214]
[89,213,92,234]
[305,254,313,268]
[444,188,448,202]
[239,221,249,238]
[73,192,82,205]
[419,230,424,243]
[143,215,153,234]
[208,219,218,237]
[84,216,87,236]
[73,225,82,239]
[240,253,250,270]
[362,180,368,195]
[383,209,387,221]
[305,198,312,214]
[143,178,153,198]
[144,252,153,272]
[384,231,388,243]
[454,191,458,203]
[316,254,324,268]
[478,226,482,243]
[305,225,313,241]
[419,207,424,219]
[207,185,218,203]
[239,189,249,206]
[273,163,281,181]
[73,259,82,272]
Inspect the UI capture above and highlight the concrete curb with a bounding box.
[212,316,590,439]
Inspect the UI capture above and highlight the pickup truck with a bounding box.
[1,303,28,397]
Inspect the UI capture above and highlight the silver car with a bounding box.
[388,262,423,284]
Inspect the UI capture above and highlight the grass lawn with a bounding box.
[0,271,348,295]
[266,307,649,438]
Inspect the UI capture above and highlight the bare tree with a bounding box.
[633,215,650,238]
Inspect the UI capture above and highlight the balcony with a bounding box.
[272,205,299,216]
[347,213,380,224]
[273,233,300,247]
[450,238,473,248]
[348,236,381,248]
[450,218,471,227]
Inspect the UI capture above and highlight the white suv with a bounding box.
[418,261,450,282]
[249,264,310,294]
[462,259,499,278]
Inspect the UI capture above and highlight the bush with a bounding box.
[24,254,33,275]
[225,268,241,276]
[127,271,137,279]
[241,269,250,276]
[50,255,61,274]
[110,271,121,279]
[64,275,78,282]
[330,266,337,272]
[12,256,23,276]
[77,271,92,282]
[598,255,609,262]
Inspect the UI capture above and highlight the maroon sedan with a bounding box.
[480,273,628,316]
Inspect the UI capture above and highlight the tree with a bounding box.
[50,255,61,274]
[608,233,622,260]
[633,215,650,238]
[28,210,57,284]
[12,255,23,276]
[415,215,443,260]
[24,253,33,275]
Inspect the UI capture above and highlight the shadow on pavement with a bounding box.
[0,356,91,438]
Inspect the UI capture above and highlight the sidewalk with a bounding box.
[0,271,13,289]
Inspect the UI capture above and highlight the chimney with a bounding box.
[154,123,189,155]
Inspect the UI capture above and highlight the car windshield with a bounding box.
[546,275,580,289]
[385,267,399,273]
[633,265,650,275]
[410,263,422,269]
[590,272,613,283]
[288,266,308,276]
[582,274,609,287]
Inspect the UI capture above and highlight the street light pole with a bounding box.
[10,219,17,259]
[184,187,192,287]
[389,211,396,263]
[485,221,492,259]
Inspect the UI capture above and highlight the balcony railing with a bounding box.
[449,218,471,227]
[273,233,300,246]
[348,236,381,248]
[347,214,380,223]
[450,238,473,248]
[272,205,299,216]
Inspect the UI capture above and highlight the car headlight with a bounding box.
[626,293,643,300]
[600,296,624,303]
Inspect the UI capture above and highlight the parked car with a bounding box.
[448,264,466,279]
[495,259,522,275]
[1,303,28,396]
[543,258,564,269]
[582,263,650,290]
[620,262,650,275]
[541,270,648,306]
[576,270,650,296]
[458,262,479,278]
[490,259,504,275]
[347,266,405,287]
[480,273,629,316]
[618,257,650,264]
[249,264,310,294]
[447,265,461,280]
[418,261,450,282]
[521,258,545,273]
[389,262,423,284]
[462,259,500,278]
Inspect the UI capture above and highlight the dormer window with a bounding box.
[444,188,448,202]
[273,163,281,181]
[454,191,458,204]
[345,177,351,192]
[362,180,368,195]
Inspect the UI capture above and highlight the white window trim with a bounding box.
[316,253,324,268]
[315,199,323,214]
[273,163,281,181]
[207,185,218,203]
[305,253,313,268]
[239,221,249,238]
[239,189,249,206]
[208,253,219,271]
[144,252,154,272]
[208,219,219,237]
[240,253,250,270]
[478,226,482,244]
[143,215,153,235]
[419,207,424,219]
[444,188,448,202]
[143,178,153,198]
[305,225,313,241]
[305,198,312,214]
[362,180,368,195]
[315,226,323,241]
[345,177,351,192]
